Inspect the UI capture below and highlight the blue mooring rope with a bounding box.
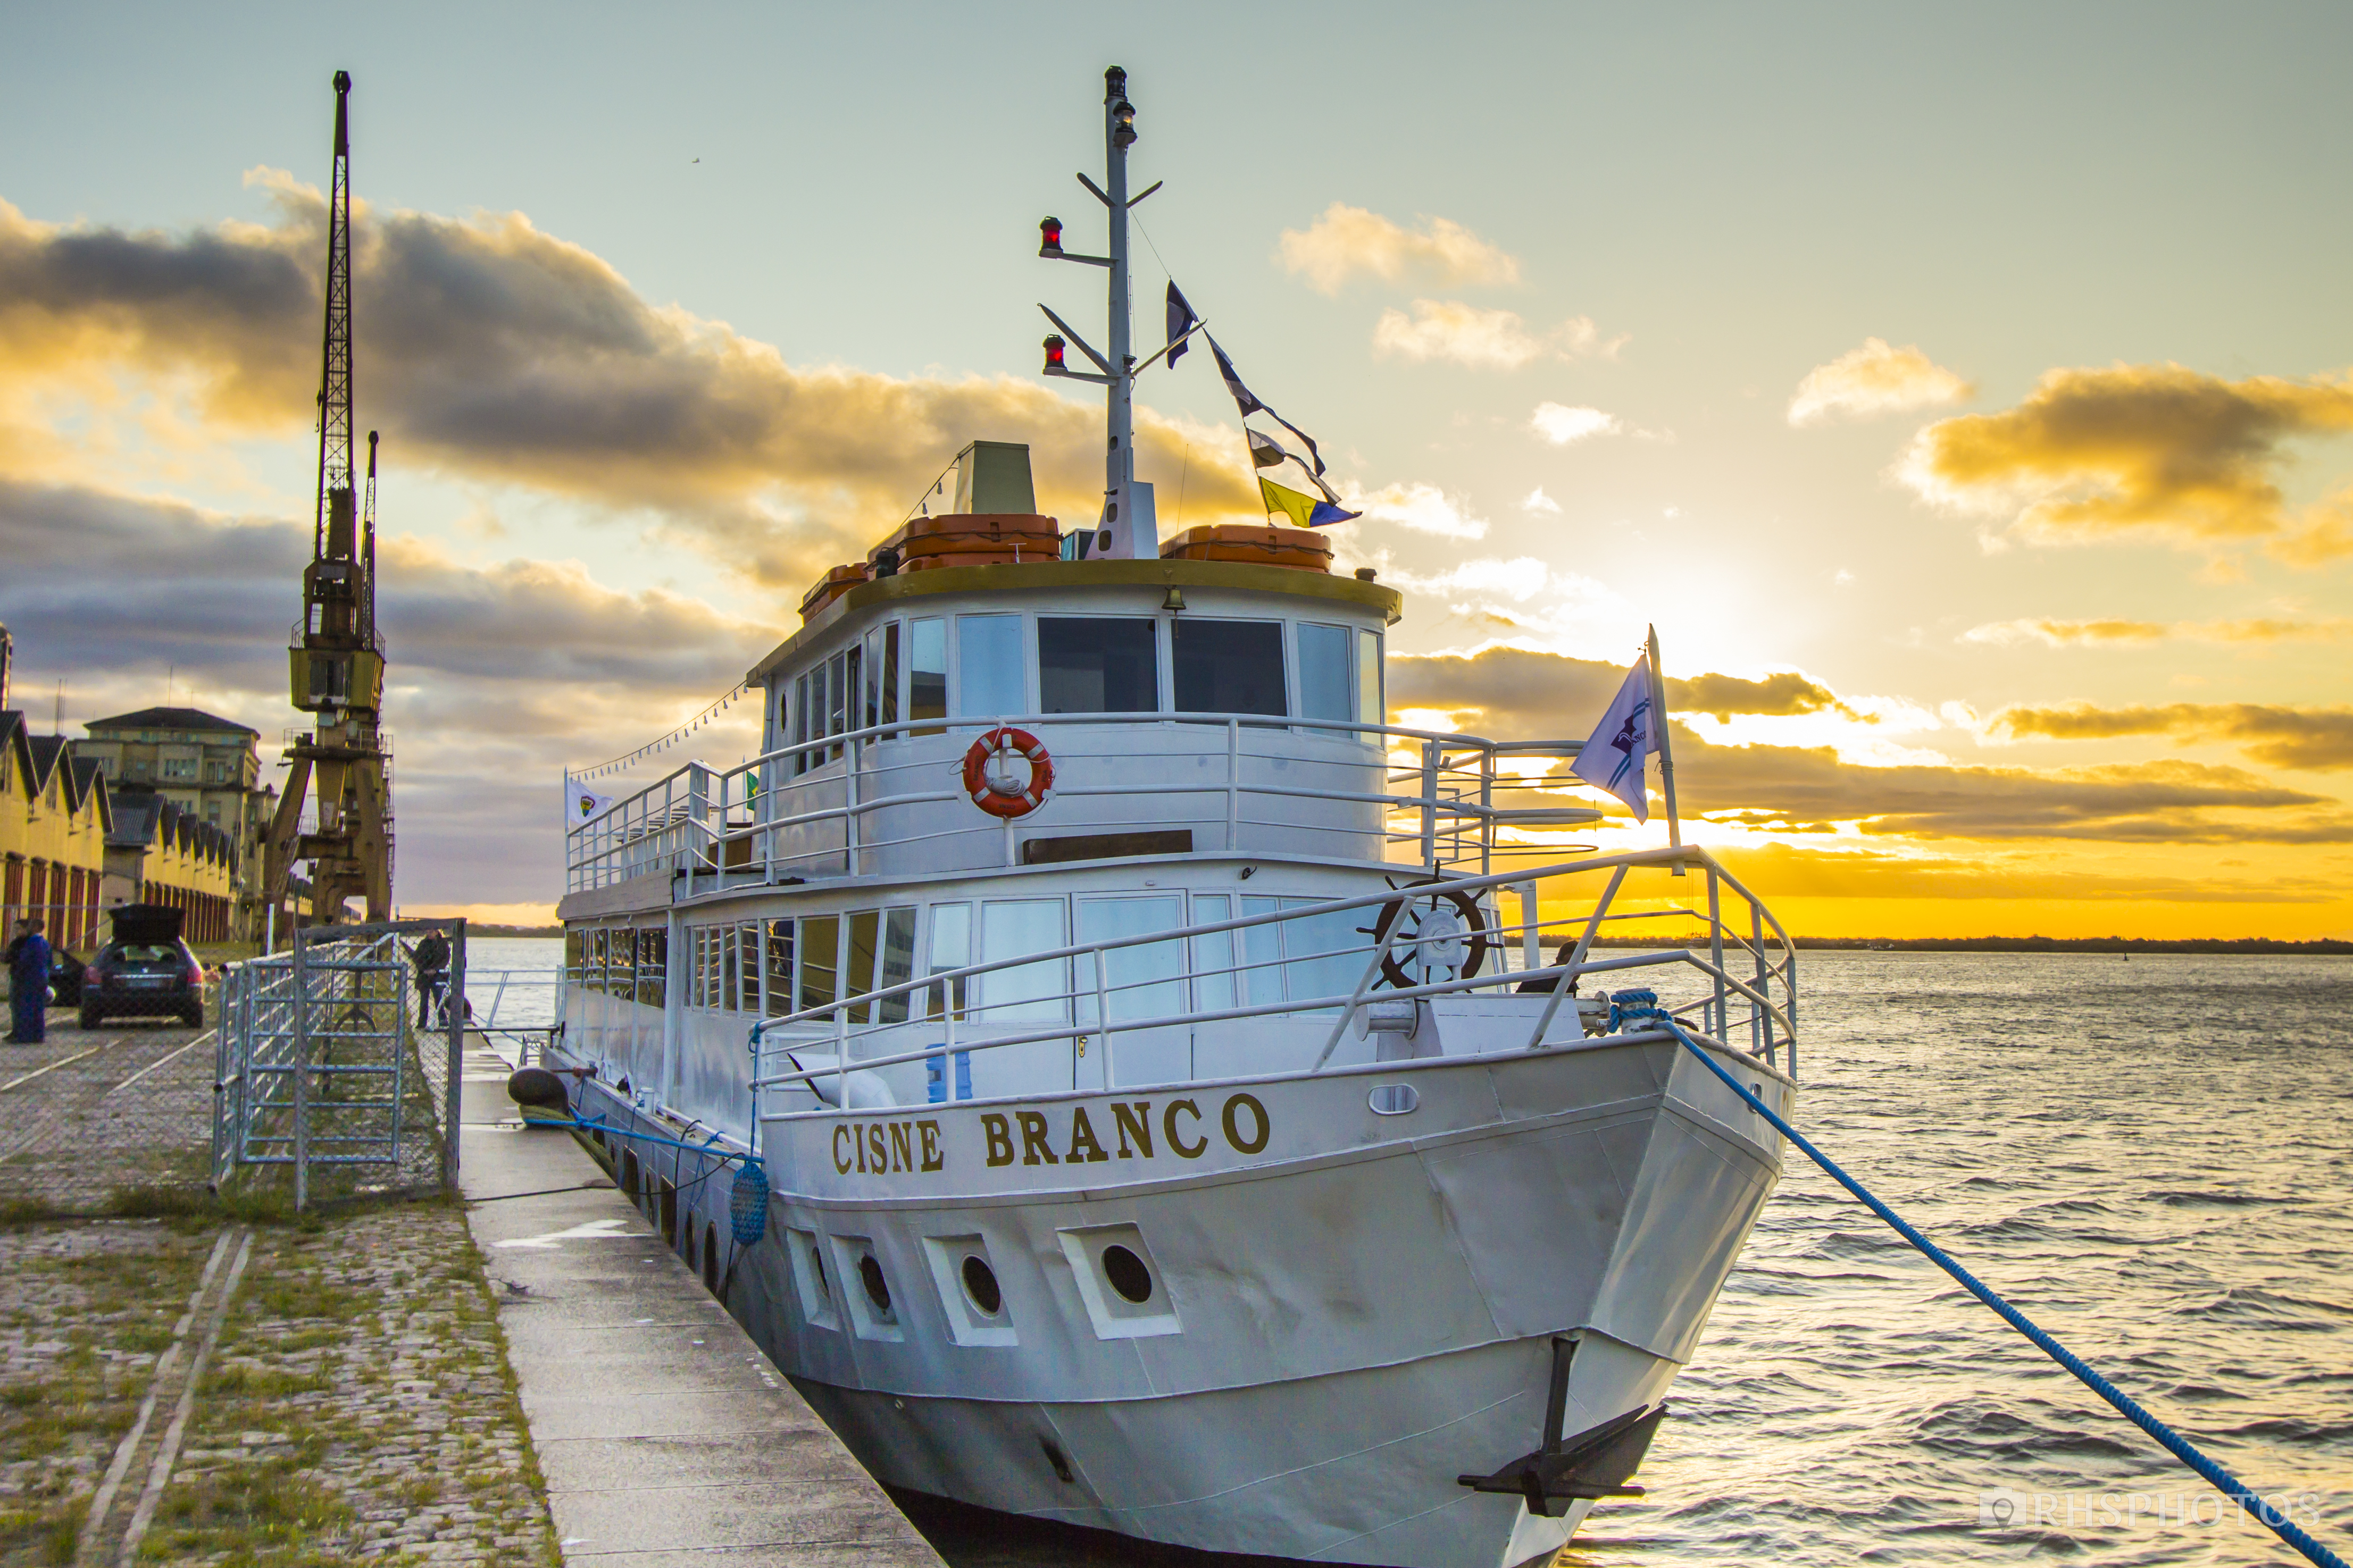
[1649,1013,2346,1568]
[541,1114,769,1246]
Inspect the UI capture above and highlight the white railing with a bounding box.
[741,845,1796,1119]
[566,713,1605,892]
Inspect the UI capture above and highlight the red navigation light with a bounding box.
[1039,217,1064,258]
[1042,334,1067,373]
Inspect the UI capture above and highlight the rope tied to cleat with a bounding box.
[1624,1002,2348,1568]
[530,1112,769,1246]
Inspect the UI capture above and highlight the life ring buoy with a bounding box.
[962,727,1055,818]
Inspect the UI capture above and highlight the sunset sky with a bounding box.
[5,2,2350,936]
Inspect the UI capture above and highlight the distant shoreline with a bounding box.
[1594,934,2353,955]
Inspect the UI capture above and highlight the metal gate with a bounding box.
[212,919,465,1208]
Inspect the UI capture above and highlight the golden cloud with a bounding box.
[1388,648,1844,733]
[1371,300,1611,369]
[1529,403,1620,445]
[1276,203,1520,295]
[1989,702,2353,771]
[1899,362,2353,552]
[1962,615,2353,647]
[1710,842,2339,905]
[0,189,1261,588]
[1788,337,1971,425]
[2272,484,2353,567]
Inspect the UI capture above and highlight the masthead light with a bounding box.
[1039,217,1064,258]
[1112,99,1136,148]
[1042,334,1067,373]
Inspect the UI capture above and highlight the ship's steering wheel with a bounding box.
[1364,884,1491,991]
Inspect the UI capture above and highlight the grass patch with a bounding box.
[140,1462,354,1565]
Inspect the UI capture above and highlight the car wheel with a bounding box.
[180,1003,204,1028]
[80,1004,101,1029]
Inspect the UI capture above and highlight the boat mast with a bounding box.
[1038,67,1157,559]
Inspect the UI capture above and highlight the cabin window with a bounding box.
[799,914,841,1012]
[1238,896,1286,1008]
[1297,622,1353,736]
[831,647,856,758]
[1075,895,1186,1025]
[862,626,885,732]
[792,673,811,774]
[637,929,666,1008]
[927,902,970,1020]
[764,919,795,1016]
[956,614,1025,719]
[1279,898,1363,1014]
[565,928,585,987]
[845,910,881,1022]
[609,928,635,1000]
[878,907,916,1024]
[910,619,947,736]
[879,622,902,732]
[721,925,741,1012]
[1190,894,1236,1012]
[1038,617,1159,715]
[1358,630,1383,727]
[979,899,1067,1022]
[588,929,608,995]
[1173,619,1286,717]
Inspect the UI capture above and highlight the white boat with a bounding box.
[549,66,1798,1568]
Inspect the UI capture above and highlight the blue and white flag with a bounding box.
[1570,663,1654,822]
[566,778,616,828]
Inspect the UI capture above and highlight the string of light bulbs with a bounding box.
[571,681,752,782]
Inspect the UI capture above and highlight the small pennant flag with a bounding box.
[1209,336,1327,477]
[1165,282,1200,369]
[1247,429,1289,469]
[1260,476,1360,529]
[1568,663,1654,822]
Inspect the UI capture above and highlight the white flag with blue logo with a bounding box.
[1570,663,1654,823]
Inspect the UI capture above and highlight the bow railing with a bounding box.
[739,845,1796,1119]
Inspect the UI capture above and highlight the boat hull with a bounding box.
[572,1032,1790,1568]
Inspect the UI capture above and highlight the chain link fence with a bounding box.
[213,920,466,1210]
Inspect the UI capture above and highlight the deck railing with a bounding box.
[565,714,1605,892]
[742,845,1797,1120]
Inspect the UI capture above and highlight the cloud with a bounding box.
[1388,648,1845,732]
[1989,702,2353,770]
[0,476,778,904]
[1382,557,1554,605]
[1385,647,2345,843]
[1276,203,1519,295]
[1962,616,2353,647]
[1521,487,1562,515]
[1898,362,2353,552]
[2272,484,2353,567]
[1788,338,1971,425]
[0,190,1260,586]
[1346,481,1488,540]
[1530,403,1621,445]
[1371,301,1611,370]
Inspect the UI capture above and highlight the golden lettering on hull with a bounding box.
[832,1119,948,1176]
[828,1095,1272,1178]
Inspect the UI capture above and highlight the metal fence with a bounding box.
[212,919,466,1209]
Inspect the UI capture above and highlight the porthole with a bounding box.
[860,1254,893,1314]
[962,1255,1003,1317]
[1368,1083,1419,1116]
[1102,1244,1153,1305]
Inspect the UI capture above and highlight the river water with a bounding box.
[1567,951,2353,1566]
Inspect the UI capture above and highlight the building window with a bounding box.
[161,757,197,781]
[1173,619,1286,717]
[1038,618,1159,715]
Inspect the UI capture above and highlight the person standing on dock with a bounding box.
[407,930,450,1028]
[6,917,52,1044]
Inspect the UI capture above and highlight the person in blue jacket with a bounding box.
[7,916,53,1044]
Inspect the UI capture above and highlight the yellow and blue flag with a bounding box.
[1260,477,1359,529]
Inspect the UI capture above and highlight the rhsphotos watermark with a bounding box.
[1977,1486,2331,1533]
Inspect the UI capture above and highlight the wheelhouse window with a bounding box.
[910,618,948,736]
[1297,622,1352,735]
[1038,617,1158,714]
[956,614,1025,719]
[1174,619,1286,716]
[1358,629,1383,727]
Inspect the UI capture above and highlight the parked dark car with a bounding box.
[80,905,205,1028]
[45,949,85,1007]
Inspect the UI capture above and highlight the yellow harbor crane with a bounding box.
[262,69,393,926]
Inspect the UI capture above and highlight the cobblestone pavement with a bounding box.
[0,1009,215,1215]
[0,1202,559,1566]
